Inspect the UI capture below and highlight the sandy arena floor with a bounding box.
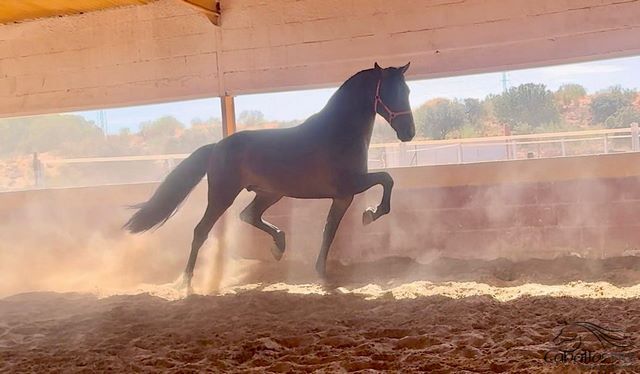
[2,256,640,373]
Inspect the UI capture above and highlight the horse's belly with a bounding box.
[244,161,340,198]
[241,139,362,198]
[246,172,338,199]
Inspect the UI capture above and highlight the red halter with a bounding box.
[374,79,412,122]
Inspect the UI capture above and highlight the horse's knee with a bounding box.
[193,221,212,242]
[381,172,394,189]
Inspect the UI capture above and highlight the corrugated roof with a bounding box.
[0,0,157,24]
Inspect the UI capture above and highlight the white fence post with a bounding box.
[632,123,639,152]
[32,152,44,188]
[457,143,463,164]
[561,138,566,157]
[603,135,609,154]
[505,140,510,160]
[381,147,387,168]
[164,157,175,176]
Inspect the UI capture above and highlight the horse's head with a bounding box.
[373,62,415,142]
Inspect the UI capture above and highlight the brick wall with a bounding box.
[1,0,640,117]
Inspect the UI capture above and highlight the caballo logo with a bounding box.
[544,321,635,367]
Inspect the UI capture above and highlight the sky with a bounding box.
[73,55,640,133]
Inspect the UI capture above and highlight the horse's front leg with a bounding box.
[343,172,394,225]
[315,196,354,276]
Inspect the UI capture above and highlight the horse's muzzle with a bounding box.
[400,133,414,142]
[391,115,415,143]
[398,128,415,142]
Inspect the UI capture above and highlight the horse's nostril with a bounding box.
[400,133,413,142]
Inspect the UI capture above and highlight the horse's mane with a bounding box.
[321,68,376,113]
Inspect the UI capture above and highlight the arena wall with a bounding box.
[3,153,640,281]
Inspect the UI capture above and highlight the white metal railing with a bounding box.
[20,123,640,189]
[368,124,640,168]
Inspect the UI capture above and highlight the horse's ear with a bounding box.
[374,62,381,70]
[400,62,410,74]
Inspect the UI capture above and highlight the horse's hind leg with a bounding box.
[315,196,353,277]
[239,192,285,260]
[183,184,240,291]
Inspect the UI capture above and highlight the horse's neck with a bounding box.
[319,74,377,144]
[328,106,375,139]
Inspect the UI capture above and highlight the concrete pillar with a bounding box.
[212,95,237,293]
[221,95,236,138]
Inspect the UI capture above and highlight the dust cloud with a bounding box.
[1,171,640,298]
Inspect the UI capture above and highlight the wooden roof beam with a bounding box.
[181,0,220,25]
[0,0,157,24]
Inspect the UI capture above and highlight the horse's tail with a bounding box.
[124,143,216,233]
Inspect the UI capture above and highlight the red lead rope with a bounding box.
[374,79,412,121]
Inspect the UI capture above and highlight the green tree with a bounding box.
[371,116,398,143]
[415,98,465,140]
[139,116,185,153]
[492,83,558,132]
[463,98,485,127]
[555,84,587,107]
[590,86,636,124]
[140,116,184,138]
[0,114,105,156]
[603,106,640,129]
[174,117,223,151]
[238,110,265,127]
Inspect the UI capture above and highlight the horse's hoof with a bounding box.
[362,208,375,225]
[270,244,284,261]
[173,273,194,296]
[271,231,285,261]
[315,262,326,278]
[174,273,187,288]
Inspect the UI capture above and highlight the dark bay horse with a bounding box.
[124,63,415,289]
